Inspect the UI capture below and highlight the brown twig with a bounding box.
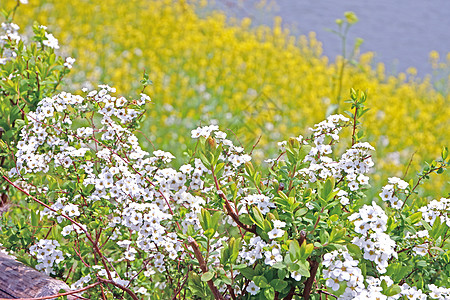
[283,286,296,300]
[211,165,256,234]
[188,237,224,300]
[317,289,337,298]
[97,278,139,300]
[302,260,319,299]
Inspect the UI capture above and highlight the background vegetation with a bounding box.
[6,0,449,197]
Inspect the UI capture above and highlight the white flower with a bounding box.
[43,32,59,49]
[64,57,76,69]
[413,243,428,256]
[268,228,285,239]
[264,248,283,266]
[291,270,302,281]
[272,220,286,228]
[246,281,260,295]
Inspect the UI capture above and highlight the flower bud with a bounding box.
[206,137,217,151]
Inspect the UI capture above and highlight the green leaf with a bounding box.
[406,212,422,225]
[30,210,39,227]
[347,243,362,259]
[270,279,288,292]
[251,206,265,229]
[289,240,301,261]
[298,145,312,162]
[210,211,221,232]
[278,269,288,280]
[420,220,432,232]
[230,238,241,263]
[214,163,225,175]
[204,228,215,240]
[253,275,270,288]
[200,208,211,231]
[442,146,448,160]
[296,260,310,277]
[329,228,346,243]
[294,207,308,218]
[385,284,401,297]
[321,177,335,201]
[240,267,256,279]
[264,287,275,299]
[201,271,214,282]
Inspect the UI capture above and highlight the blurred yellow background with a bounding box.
[9,0,449,197]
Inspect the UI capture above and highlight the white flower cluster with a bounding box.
[190,125,251,168]
[322,248,365,299]
[419,197,450,227]
[39,25,59,49]
[268,220,286,240]
[242,194,275,215]
[399,284,427,300]
[70,274,91,291]
[310,114,350,143]
[239,236,267,265]
[349,202,397,273]
[428,284,450,299]
[0,22,21,64]
[239,236,283,269]
[338,142,375,192]
[354,276,401,300]
[93,265,129,287]
[298,114,375,198]
[29,239,64,275]
[246,281,260,295]
[10,86,184,279]
[379,177,409,209]
[298,115,350,182]
[323,251,449,300]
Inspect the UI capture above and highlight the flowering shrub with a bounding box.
[1,74,449,299]
[10,0,450,197]
[1,3,450,300]
[0,1,72,216]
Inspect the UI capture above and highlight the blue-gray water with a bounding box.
[209,0,450,77]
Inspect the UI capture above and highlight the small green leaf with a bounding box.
[296,260,310,277]
[201,271,214,282]
[406,212,422,225]
[240,267,256,279]
[385,284,402,296]
[30,210,39,227]
[270,279,288,292]
[289,240,301,261]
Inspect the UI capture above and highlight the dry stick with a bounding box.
[0,282,101,300]
[188,237,224,300]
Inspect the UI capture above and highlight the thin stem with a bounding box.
[97,278,140,300]
[188,237,224,300]
[211,165,256,234]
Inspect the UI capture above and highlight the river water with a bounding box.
[208,0,450,77]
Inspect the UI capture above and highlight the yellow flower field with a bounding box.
[8,0,450,196]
